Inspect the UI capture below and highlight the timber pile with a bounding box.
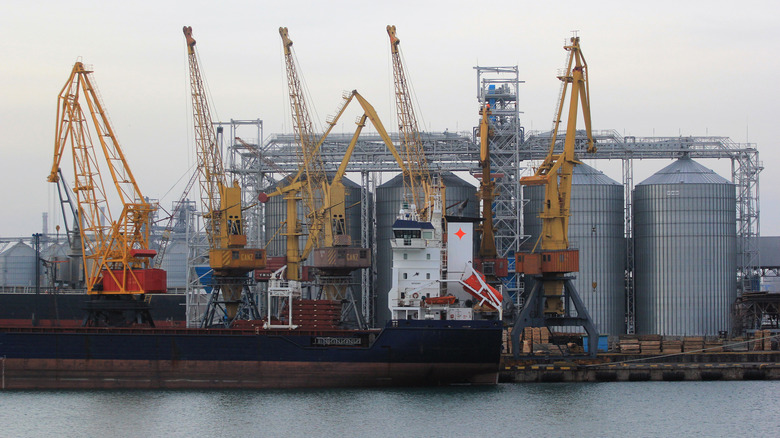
[618,336,640,354]
[752,329,775,351]
[704,338,724,352]
[503,328,512,354]
[639,335,662,355]
[683,336,704,352]
[616,335,724,355]
[662,338,683,354]
[517,327,564,355]
[533,343,565,355]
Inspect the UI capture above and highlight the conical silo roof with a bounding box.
[572,162,621,186]
[637,155,731,186]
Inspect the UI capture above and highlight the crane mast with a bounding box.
[183,26,265,327]
[387,25,436,220]
[49,61,165,325]
[512,36,599,357]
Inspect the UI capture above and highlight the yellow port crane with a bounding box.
[272,28,411,305]
[512,36,599,357]
[48,61,165,326]
[387,25,437,220]
[261,88,412,326]
[275,26,332,282]
[183,26,266,327]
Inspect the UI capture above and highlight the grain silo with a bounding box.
[160,239,188,291]
[522,162,626,335]
[0,241,37,288]
[374,171,478,325]
[634,155,736,336]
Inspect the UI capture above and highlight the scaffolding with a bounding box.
[475,66,526,305]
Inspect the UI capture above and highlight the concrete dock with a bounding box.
[500,352,780,382]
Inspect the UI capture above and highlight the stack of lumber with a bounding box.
[703,338,724,352]
[752,329,774,351]
[661,338,683,354]
[638,334,662,355]
[683,336,704,352]
[503,328,512,354]
[532,343,565,355]
[618,336,640,354]
[519,326,558,355]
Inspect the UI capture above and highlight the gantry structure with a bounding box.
[189,69,760,331]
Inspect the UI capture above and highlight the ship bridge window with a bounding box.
[394,229,421,239]
[423,231,433,239]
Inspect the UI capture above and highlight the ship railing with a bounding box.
[0,286,88,295]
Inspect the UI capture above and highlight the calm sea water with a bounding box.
[1,381,778,437]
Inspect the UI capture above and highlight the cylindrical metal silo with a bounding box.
[634,155,736,336]
[264,175,300,258]
[160,239,188,290]
[522,163,626,335]
[374,171,478,325]
[0,241,37,288]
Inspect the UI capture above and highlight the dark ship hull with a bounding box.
[0,319,502,389]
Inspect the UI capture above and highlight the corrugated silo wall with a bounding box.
[0,242,38,287]
[634,181,737,336]
[522,163,626,335]
[375,172,477,326]
[160,240,188,289]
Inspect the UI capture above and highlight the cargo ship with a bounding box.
[0,319,501,389]
[0,207,504,389]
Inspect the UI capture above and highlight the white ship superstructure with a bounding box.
[388,204,503,321]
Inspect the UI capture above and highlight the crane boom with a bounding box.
[519,36,594,251]
[48,61,164,296]
[279,27,328,225]
[387,25,435,219]
[263,89,411,279]
[183,26,227,249]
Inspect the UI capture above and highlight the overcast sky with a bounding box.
[1,0,778,239]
